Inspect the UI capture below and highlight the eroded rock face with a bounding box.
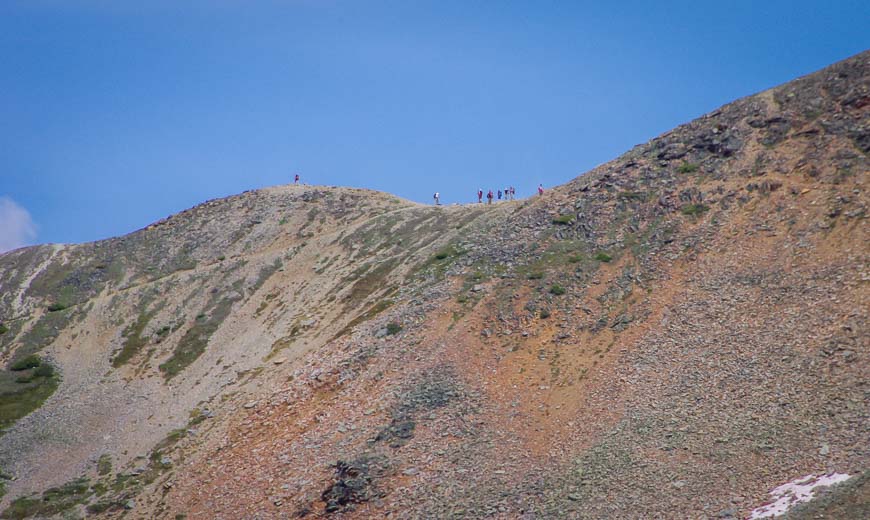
[0,51,867,519]
[321,457,386,513]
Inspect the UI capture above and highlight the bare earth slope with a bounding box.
[0,51,866,518]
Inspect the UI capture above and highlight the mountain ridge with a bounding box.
[0,50,866,519]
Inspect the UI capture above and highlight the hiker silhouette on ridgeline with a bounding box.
[477,189,483,204]
[497,189,503,200]
[538,183,544,196]
[487,189,494,205]
[433,192,440,205]
[510,186,516,200]
[295,173,300,184]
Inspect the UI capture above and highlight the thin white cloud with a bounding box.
[0,196,38,254]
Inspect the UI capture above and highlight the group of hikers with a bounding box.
[292,173,544,206]
[477,186,516,204]
[433,184,544,205]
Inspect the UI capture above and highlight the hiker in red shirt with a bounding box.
[537,184,544,196]
[487,190,494,205]
[477,189,483,203]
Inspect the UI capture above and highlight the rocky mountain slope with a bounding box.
[0,51,866,519]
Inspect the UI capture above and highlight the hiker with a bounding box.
[487,189,494,205]
[538,184,544,196]
[497,189,503,200]
[510,186,516,200]
[477,189,483,203]
[433,192,440,205]
[294,173,300,184]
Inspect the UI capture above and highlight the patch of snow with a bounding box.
[748,472,851,519]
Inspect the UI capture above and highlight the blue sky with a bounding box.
[1,1,868,248]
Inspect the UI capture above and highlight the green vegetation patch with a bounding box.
[385,322,403,335]
[594,252,613,263]
[680,203,709,216]
[89,427,191,508]
[0,324,8,336]
[410,241,467,283]
[24,252,124,310]
[187,408,209,427]
[345,259,399,309]
[432,244,465,262]
[86,499,126,515]
[0,359,60,434]
[514,239,599,281]
[97,454,112,476]
[333,297,396,341]
[433,248,452,260]
[153,428,187,454]
[252,259,281,292]
[159,285,243,380]
[677,162,699,174]
[34,365,54,378]
[1,356,59,433]
[112,312,153,368]
[46,303,67,313]
[9,356,40,372]
[14,364,54,384]
[12,311,75,363]
[549,284,566,295]
[26,263,79,305]
[552,214,575,225]
[1,477,91,519]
